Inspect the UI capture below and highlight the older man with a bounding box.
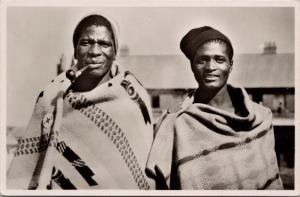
[146,26,283,190]
[7,14,154,190]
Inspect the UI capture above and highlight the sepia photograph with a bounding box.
[0,0,299,196]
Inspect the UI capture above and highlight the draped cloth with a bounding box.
[146,85,283,190]
[7,64,155,190]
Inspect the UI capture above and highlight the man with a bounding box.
[146,26,283,190]
[7,14,154,189]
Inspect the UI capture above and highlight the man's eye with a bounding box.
[80,41,90,46]
[100,42,112,48]
[195,58,207,64]
[101,44,109,48]
[215,58,225,63]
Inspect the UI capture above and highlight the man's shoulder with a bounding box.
[228,84,272,116]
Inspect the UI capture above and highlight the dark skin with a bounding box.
[191,41,233,109]
[147,41,235,190]
[71,25,116,92]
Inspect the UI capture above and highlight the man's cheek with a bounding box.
[104,48,115,58]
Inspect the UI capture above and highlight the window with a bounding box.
[151,95,160,108]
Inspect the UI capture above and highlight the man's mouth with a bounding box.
[204,74,219,81]
[85,61,105,68]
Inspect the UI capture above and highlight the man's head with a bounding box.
[72,14,118,81]
[180,26,233,91]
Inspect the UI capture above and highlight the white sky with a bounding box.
[5,5,295,126]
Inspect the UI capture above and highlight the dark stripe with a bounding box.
[124,71,144,87]
[258,173,280,190]
[57,141,98,186]
[35,91,44,103]
[256,128,269,138]
[176,155,195,167]
[218,142,237,150]
[177,128,270,167]
[137,97,151,124]
[121,73,151,124]
[66,93,150,189]
[52,168,77,189]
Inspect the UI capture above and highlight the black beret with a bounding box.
[180,26,233,61]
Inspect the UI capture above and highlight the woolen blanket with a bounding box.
[7,64,154,190]
[146,85,283,190]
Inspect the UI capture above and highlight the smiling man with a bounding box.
[7,14,154,190]
[146,26,283,190]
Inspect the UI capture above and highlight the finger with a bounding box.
[145,168,156,179]
[154,165,165,179]
[154,165,169,190]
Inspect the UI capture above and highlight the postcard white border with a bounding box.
[1,0,299,196]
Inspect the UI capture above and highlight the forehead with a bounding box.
[196,41,228,56]
[80,25,113,39]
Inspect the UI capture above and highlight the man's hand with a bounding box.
[145,165,169,190]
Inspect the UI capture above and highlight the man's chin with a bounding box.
[84,67,110,78]
[87,68,106,75]
[198,81,224,90]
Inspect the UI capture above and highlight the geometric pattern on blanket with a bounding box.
[56,140,97,187]
[14,133,54,156]
[50,167,77,189]
[175,124,281,190]
[13,132,99,189]
[177,125,271,167]
[65,92,150,189]
[146,85,283,190]
[7,64,154,190]
[120,72,151,125]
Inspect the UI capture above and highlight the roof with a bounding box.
[230,53,294,88]
[117,53,294,89]
[118,55,197,89]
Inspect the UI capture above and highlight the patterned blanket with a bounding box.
[146,85,283,190]
[7,64,155,189]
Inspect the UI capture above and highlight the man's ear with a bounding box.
[112,47,117,60]
[229,60,233,72]
[190,60,194,71]
[74,51,77,59]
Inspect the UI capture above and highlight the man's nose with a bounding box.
[205,60,217,70]
[88,44,102,56]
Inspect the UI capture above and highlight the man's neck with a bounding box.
[96,71,111,87]
[70,70,111,92]
[194,85,234,112]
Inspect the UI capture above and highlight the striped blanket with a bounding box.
[146,85,283,190]
[7,64,155,189]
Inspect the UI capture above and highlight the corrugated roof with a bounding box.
[117,53,294,89]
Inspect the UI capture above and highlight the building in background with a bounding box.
[117,43,295,189]
[55,42,294,126]
[118,43,294,124]
[8,42,292,188]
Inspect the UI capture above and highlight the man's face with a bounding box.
[191,41,232,91]
[75,25,115,78]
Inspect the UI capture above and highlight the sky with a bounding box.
[5,4,296,126]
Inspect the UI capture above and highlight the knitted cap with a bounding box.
[180,26,233,61]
